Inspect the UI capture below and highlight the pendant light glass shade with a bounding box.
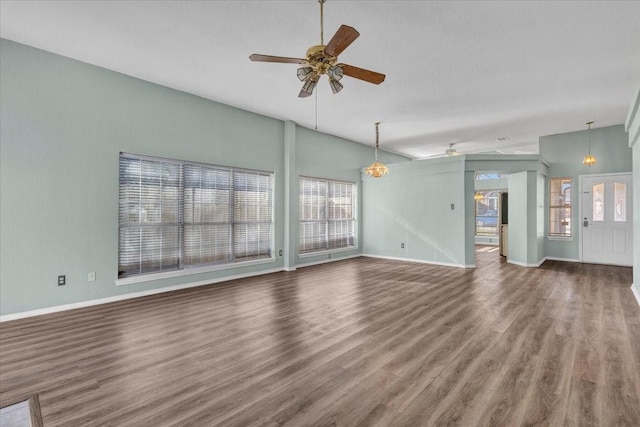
[474,192,485,201]
[297,66,314,81]
[329,77,343,94]
[582,121,597,166]
[365,122,389,178]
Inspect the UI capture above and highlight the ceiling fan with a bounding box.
[249,0,385,98]
[430,143,463,158]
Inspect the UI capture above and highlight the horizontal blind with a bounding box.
[119,153,274,278]
[118,156,182,277]
[183,164,232,266]
[233,170,273,261]
[299,177,355,254]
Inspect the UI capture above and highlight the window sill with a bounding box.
[546,236,573,242]
[115,257,277,286]
[299,246,359,259]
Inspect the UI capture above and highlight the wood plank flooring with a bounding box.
[1,248,639,426]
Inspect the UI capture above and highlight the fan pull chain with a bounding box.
[319,0,325,45]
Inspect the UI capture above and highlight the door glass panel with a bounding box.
[592,183,604,222]
[614,182,627,222]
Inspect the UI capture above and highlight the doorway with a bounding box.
[580,173,633,266]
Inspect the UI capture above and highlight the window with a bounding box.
[119,153,273,278]
[614,182,627,222]
[475,190,500,236]
[299,177,356,254]
[549,177,571,237]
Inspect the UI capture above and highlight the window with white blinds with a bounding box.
[299,177,356,254]
[119,153,273,278]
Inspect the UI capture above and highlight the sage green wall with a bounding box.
[362,156,472,267]
[540,125,632,261]
[293,126,409,266]
[0,39,408,316]
[0,39,286,315]
[625,89,640,298]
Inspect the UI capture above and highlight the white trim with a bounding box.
[544,256,580,263]
[298,246,359,259]
[1,267,285,323]
[507,258,546,268]
[632,285,640,307]
[362,253,470,268]
[296,253,361,268]
[115,257,277,286]
[546,236,573,242]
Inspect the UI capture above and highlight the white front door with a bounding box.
[581,173,633,266]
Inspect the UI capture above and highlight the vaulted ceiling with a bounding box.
[1,0,639,158]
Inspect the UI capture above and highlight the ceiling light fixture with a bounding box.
[249,0,385,98]
[329,77,343,94]
[582,121,597,167]
[297,66,314,81]
[365,122,389,178]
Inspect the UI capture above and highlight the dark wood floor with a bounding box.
[1,248,639,426]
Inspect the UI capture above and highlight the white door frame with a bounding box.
[578,171,633,264]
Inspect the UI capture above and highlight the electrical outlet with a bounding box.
[328,253,332,258]
[58,275,66,286]
[88,272,96,282]
[401,243,405,248]
[450,203,455,210]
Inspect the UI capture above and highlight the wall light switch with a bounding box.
[88,272,96,282]
[450,203,455,210]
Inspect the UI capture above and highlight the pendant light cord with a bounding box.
[315,88,318,130]
[375,122,380,161]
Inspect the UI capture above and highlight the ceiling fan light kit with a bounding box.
[249,0,385,98]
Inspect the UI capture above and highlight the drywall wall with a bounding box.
[0,39,409,316]
[625,89,640,300]
[540,125,632,261]
[293,126,408,267]
[0,39,282,315]
[362,156,471,267]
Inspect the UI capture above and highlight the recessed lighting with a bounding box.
[496,137,510,142]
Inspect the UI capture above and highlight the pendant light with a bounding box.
[582,121,597,167]
[364,122,389,178]
[474,193,485,201]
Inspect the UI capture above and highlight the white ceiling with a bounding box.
[1,0,639,159]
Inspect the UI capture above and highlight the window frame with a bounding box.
[117,152,275,283]
[548,177,572,239]
[298,176,357,256]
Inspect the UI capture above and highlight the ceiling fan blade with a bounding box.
[249,54,306,64]
[323,25,360,57]
[339,64,386,84]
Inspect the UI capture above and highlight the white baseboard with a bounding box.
[632,284,640,307]
[544,256,580,263]
[0,267,285,323]
[296,253,362,269]
[362,253,470,268]
[507,258,546,268]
